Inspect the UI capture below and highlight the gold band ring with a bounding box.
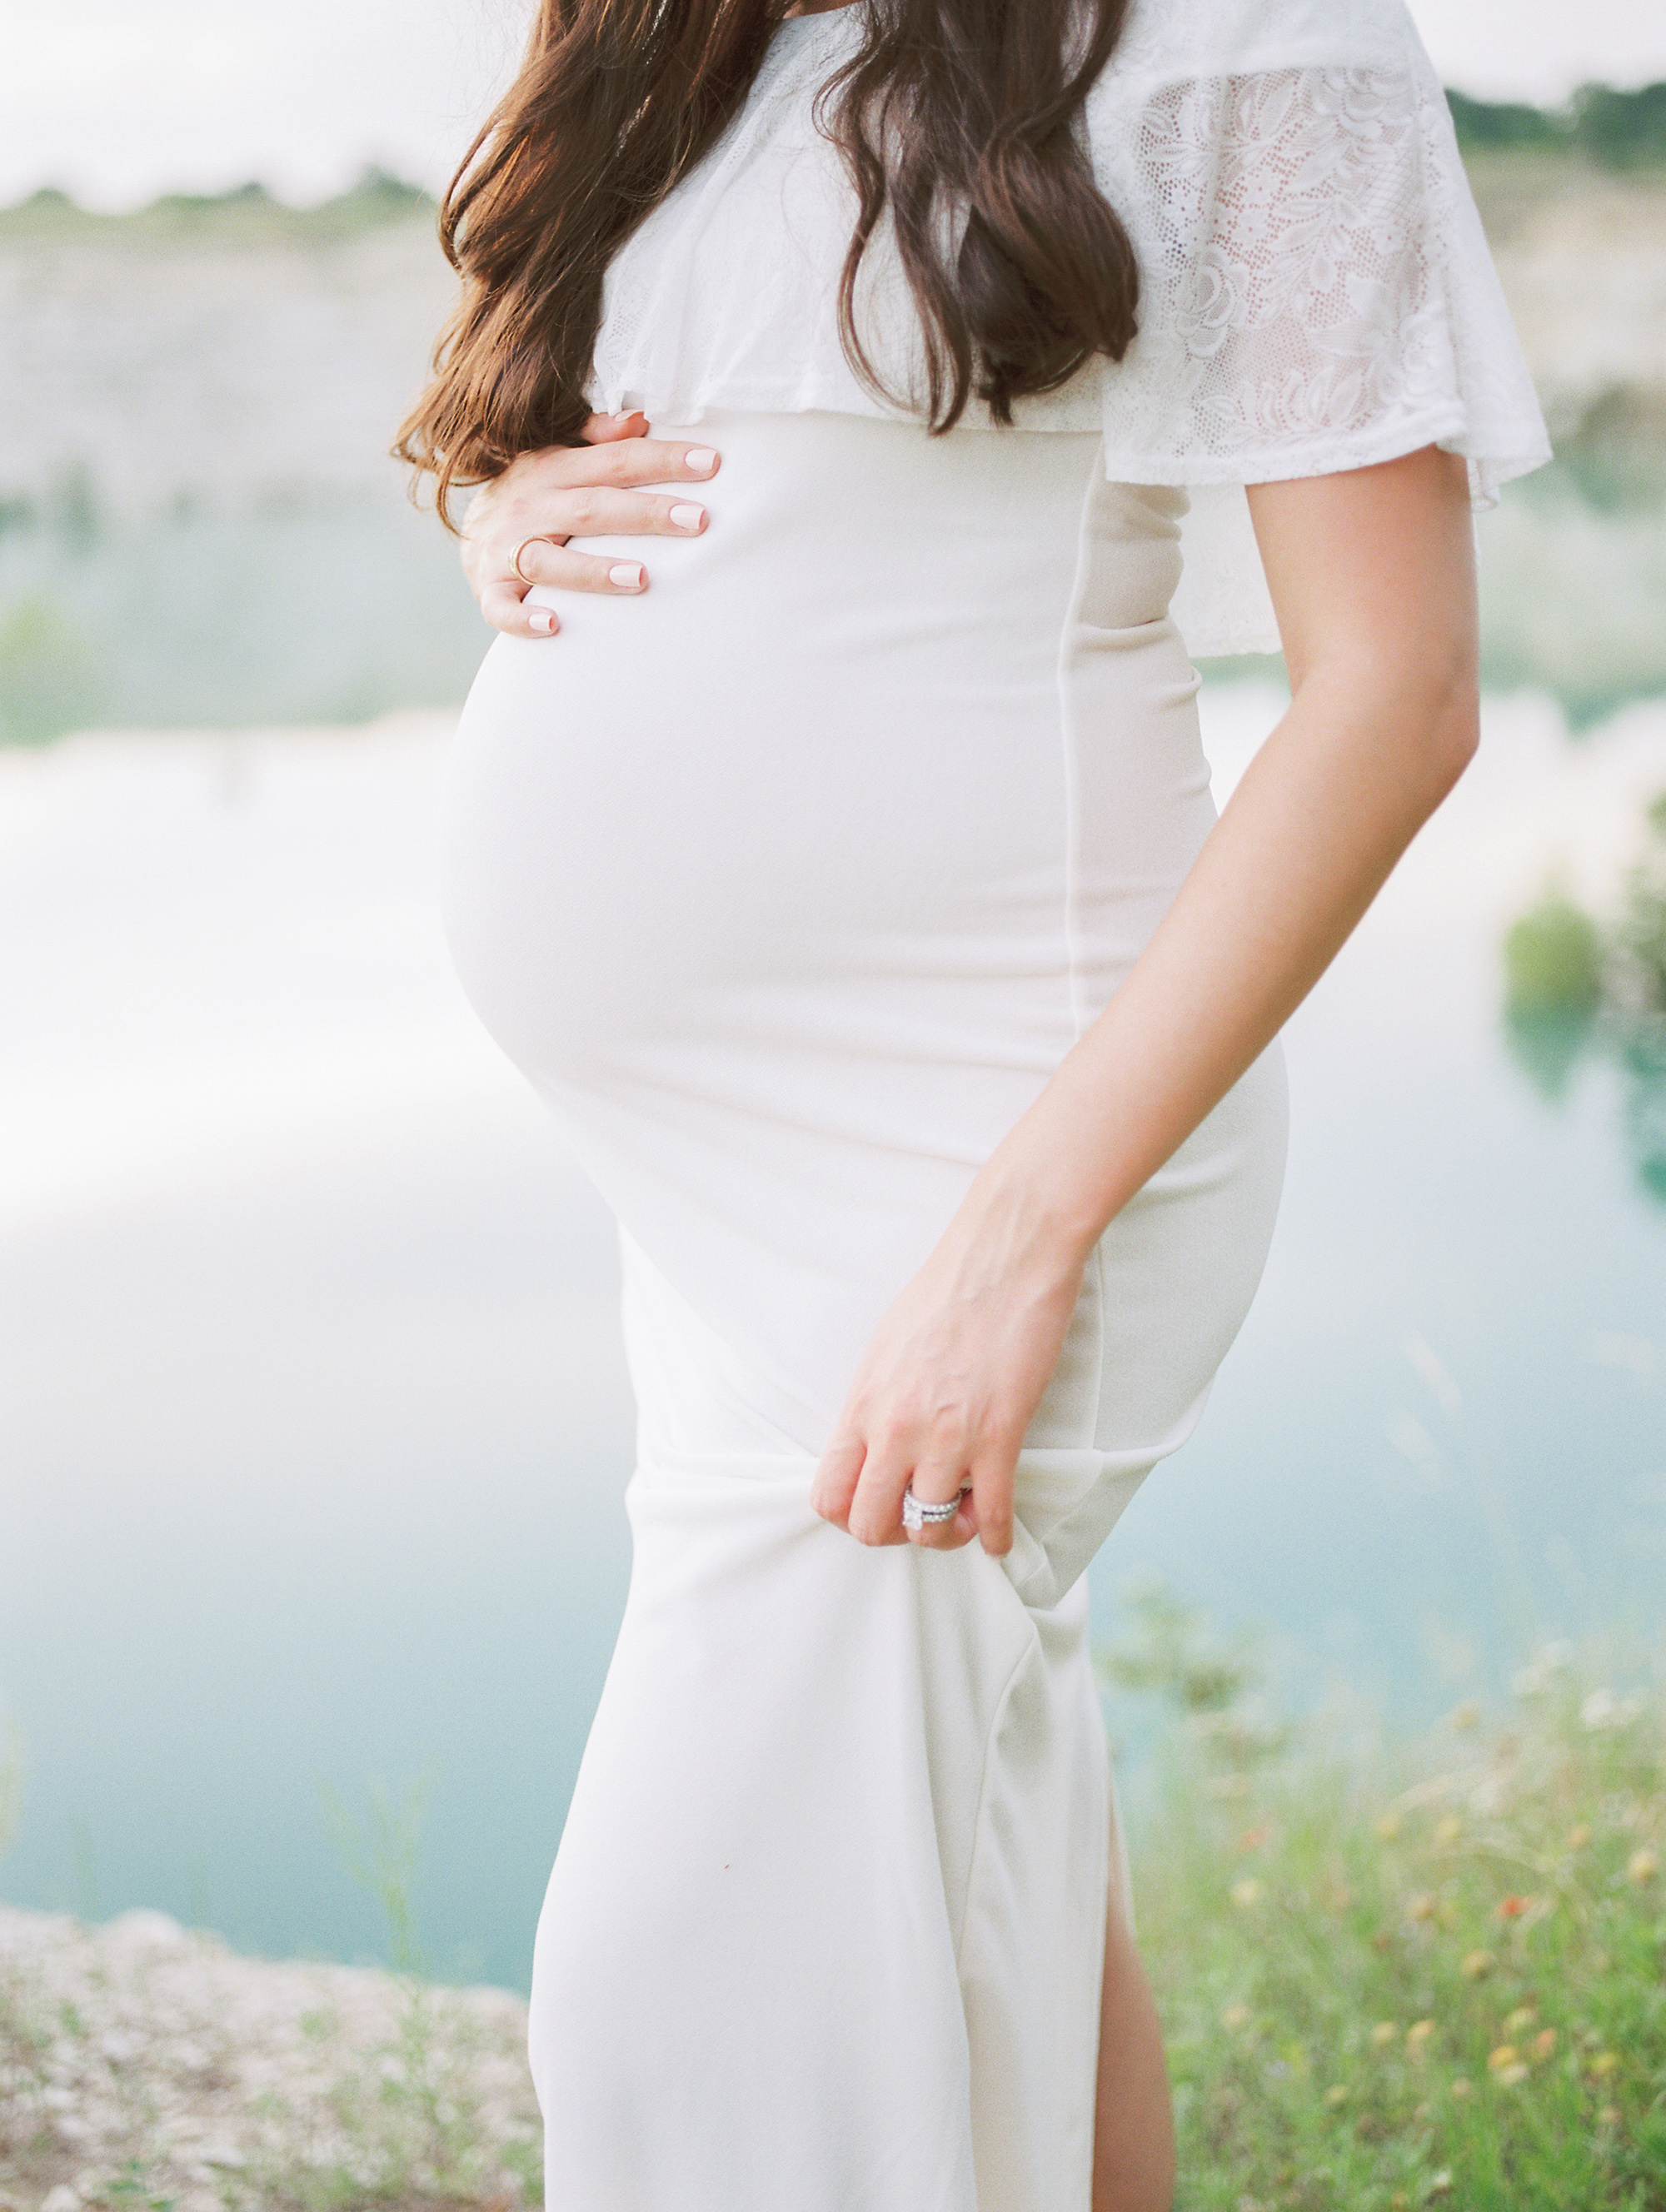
[512,535,556,585]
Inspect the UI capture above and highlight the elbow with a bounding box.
[1366,627,1480,802]
[1426,658,1481,795]
[1304,638,1481,805]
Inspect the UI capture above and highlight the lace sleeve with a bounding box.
[1094,58,1551,501]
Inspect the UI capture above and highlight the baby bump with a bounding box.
[440,411,1215,1105]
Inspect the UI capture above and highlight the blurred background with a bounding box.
[1,0,1664,1994]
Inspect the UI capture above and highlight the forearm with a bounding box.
[818,446,1483,1554]
[972,655,1479,1265]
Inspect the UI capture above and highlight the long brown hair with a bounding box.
[397,0,1139,526]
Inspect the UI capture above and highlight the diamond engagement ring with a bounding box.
[901,1482,970,1532]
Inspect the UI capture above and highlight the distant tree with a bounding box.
[1444,88,1564,154]
[1573,81,1666,169]
[1446,80,1666,170]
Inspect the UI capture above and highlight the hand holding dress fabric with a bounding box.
[460,413,721,635]
[810,1168,1090,1554]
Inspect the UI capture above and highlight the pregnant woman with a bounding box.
[398,0,1547,2202]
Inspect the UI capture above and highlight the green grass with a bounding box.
[4,1606,1661,2208]
[1106,1596,1666,2210]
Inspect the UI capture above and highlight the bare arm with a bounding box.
[811,441,1479,1553]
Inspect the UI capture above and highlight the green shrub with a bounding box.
[1110,1603,1666,2210]
[1503,894,1604,1017]
[1502,806,1666,1191]
[0,594,105,744]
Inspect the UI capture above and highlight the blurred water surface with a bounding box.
[2,132,1664,1990]
[2,685,1663,1991]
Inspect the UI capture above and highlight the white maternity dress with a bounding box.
[440,1,1549,2204]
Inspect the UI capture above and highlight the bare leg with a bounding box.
[1091,1881,1176,2212]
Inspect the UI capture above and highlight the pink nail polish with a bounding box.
[609,562,644,589]
[669,503,704,532]
[686,448,717,474]
[529,608,556,634]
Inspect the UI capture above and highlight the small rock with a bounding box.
[42,2187,82,2212]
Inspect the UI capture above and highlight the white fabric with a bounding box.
[442,5,1536,2190]
[444,409,1289,2210]
[586,0,1550,654]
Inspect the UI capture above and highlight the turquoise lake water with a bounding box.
[2,685,1664,1994]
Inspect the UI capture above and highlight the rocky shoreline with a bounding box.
[0,1906,541,2212]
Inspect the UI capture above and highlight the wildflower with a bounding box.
[1530,2029,1557,2063]
[1504,2005,1538,2035]
[1369,2021,1398,2048]
[1405,2020,1435,2055]
[1324,2083,1349,2105]
[1460,1950,1494,1980]
[1495,2060,1530,2086]
[1433,1815,1462,1846]
[1627,1847,1659,1885]
[1450,2077,1474,2100]
[1230,1877,1262,1907]
[1487,2043,1519,2072]
[1235,1823,1270,1853]
[1374,1811,1404,1841]
[1598,2102,1621,2127]
[1513,1642,1573,1697]
[1495,1894,1534,1921]
[1567,1822,1592,1851]
[1449,1700,1480,1731]
[1405,1891,1436,1921]
[1428,2171,1454,2199]
[1580,1686,1643,1730]
[1220,2003,1251,2030]
[1589,2051,1619,2077]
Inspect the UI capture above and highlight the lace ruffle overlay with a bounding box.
[586,0,1550,655]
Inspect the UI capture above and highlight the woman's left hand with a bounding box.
[808,1169,1089,1556]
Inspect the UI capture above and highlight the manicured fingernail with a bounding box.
[609,562,644,589]
[686,447,717,474]
[669,502,705,531]
[528,608,556,634]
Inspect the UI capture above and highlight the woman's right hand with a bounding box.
[461,411,721,637]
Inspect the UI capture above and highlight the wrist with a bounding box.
[964,1131,1108,1283]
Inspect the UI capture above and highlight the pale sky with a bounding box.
[4,0,1664,212]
